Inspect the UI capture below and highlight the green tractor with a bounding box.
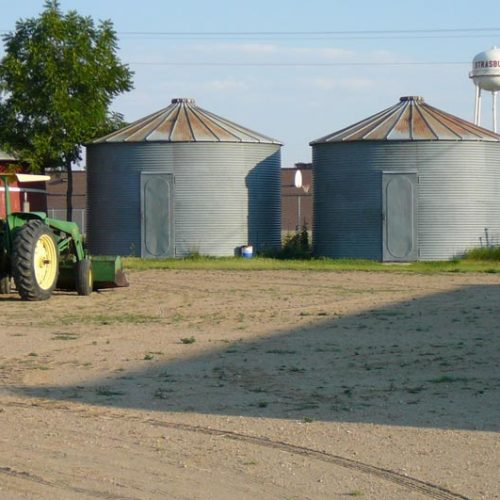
[0,172,128,300]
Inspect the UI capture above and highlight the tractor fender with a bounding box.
[10,211,47,219]
[8,211,47,227]
[6,212,49,242]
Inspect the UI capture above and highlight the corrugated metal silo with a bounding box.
[310,96,500,261]
[86,98,282,257]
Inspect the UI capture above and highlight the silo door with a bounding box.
[141,173,174,258]
[382,172,418,261]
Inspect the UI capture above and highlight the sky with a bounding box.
[1,0,500,167]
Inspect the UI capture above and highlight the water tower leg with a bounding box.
[493,91,497,133]
[474,86,480,125]
[475,86,482,126]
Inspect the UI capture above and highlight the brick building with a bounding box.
[281,163,313,233]
[44,166,314,238]
[45,171,87,232]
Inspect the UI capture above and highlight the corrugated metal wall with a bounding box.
[87,143,173,256]
[312,141,500,261]
[87,142,280,257]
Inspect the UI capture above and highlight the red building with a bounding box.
[0,151,47,218]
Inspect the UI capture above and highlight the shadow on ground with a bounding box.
[12,284,500,431]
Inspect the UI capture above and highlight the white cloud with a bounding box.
[151,77,252,95]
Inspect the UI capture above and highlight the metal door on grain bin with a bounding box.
[382,172,418,262]
[141,172,174,258]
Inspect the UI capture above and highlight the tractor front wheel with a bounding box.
[12,220,59,301]
[75,259,93,296]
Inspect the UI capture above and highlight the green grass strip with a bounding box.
[123,256,500,274]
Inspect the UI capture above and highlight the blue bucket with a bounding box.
[241,245,253,258]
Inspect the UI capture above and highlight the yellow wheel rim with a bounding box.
[88,266,93,289]
[34,234,58,290]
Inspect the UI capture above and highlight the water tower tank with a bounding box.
[470,47,500,91]
[470,47,500,131]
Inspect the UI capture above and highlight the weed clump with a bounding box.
[463,246,500,261]
[264,225,311,260]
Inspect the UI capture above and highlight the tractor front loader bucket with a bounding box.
[91,255,129,290]
[57,255,129,292]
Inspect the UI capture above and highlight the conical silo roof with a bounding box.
[92,98,282,145]
[310,96,500,144]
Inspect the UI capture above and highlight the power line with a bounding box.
[117,35,500,41]
[115,27,500,41]
[1,27,500,40]
[128,61,469,67]
[119,28,500,35]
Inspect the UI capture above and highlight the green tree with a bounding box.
[0,0,133,220]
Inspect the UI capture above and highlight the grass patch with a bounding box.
[315,346,341,353]
[171,312,184,323]
[154,388,174,399]
[52,333,79,341]
[123,256,500,274]
[60,313,160,325]
[266,349,297,355]
[463,246,500,261]
[406,385,425,394]
[95,387,125,397]
[295,403,320,410]
[180,336,196,344]
[143,351,164,360]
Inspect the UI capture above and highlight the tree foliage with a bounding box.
[0,0,133,172]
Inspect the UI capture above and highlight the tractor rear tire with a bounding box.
[75,259,93,296]
[0,274,10,294]
[12,220,59,301]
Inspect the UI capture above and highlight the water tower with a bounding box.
[470,47,500,132]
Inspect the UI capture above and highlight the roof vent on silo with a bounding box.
[171,97,196,105]
[399,96,424,102]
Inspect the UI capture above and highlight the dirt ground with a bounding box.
[0,269,499,499]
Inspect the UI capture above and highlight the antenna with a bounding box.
[294,169,303,188]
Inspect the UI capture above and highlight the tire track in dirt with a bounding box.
[4,399,470,500]
[0,466,138,499]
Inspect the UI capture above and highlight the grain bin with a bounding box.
[86,98,282,258]
[310,96,500,261]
